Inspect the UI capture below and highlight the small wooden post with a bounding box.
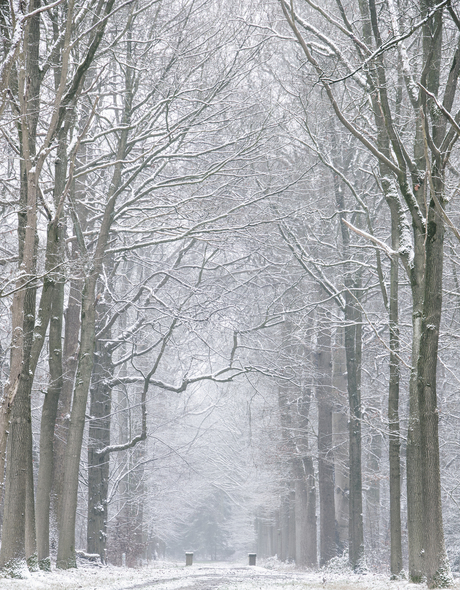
[248,553,256,566]
[185,552,193,566]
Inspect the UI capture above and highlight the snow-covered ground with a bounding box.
[0,559,455,590]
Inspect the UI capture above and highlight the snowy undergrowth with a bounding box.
[258,556,297,570]
[0,560,191,590]
[0,560,458,590]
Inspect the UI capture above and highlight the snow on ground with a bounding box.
[0,559,458,590]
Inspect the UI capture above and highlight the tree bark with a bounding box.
[366,429,381,552]
[345,293,363,570]
[407,242,425,582]
[52,255,82,534]
[0,287,37,570]
[332,328,349,554]
[316,315,336,565]
[0,0,41,508]
[56,276,97,569]
[303,455,317,567]
[87,334,113,562]
[388,239,402,576]
[35,119,68,568]
[35,254,64,568]
[417,197,451,588]
[335,169,364,570]
[0,4,40,563]
[295,377,316,568]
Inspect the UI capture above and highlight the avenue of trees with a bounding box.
[1,0,460,588]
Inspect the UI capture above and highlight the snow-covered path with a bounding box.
[0,561,454,590]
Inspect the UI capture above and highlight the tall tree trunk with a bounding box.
[344,291,363,570]
[0,3,41,563]
[303,455,317,567]
[111,379,130,563]
[57,277,97,569]
[0,0,41,531]
[35,123,68,568]
[332,328,349,554]
[316,314,335,565]
[87,335,113,562]
[358,0,406,572]
[124,443,146,567]
[35,261,64,568]
[334,168,364,570]
[278,380,294,564]
[288,488,296,563]
[294,377,316,568]
[294,463,307,564]
[407,244,425,581]
[388,231,402,576]
[415,3,452,584]
[52,253,82,533]
[279,490,295,563]
[417,194,450,588]
[366,429,381,552]
[0,286,37,571]
[52,172,85,535]
[278,314,316,567]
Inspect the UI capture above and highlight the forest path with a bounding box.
[120,564,298,590]
[0,560,453,590]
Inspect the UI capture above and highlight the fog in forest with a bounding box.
[1,0,460,588]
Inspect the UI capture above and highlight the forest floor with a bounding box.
[0,559,458,590]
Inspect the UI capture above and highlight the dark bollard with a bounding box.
[185,552,193,566]
[248,553,256,566]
